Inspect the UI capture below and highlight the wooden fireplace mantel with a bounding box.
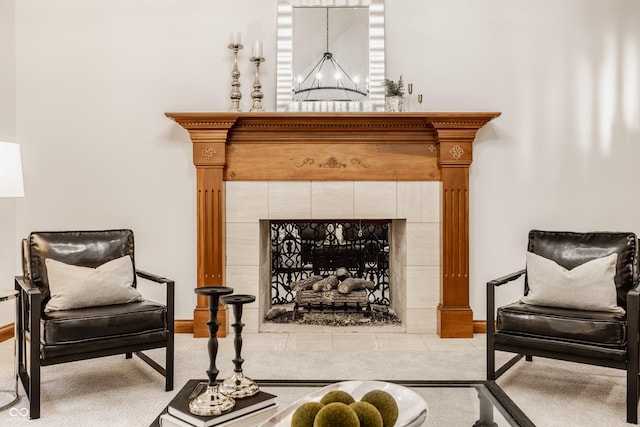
[165,111,501,338]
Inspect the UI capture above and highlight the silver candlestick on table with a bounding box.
[228,42,243,112]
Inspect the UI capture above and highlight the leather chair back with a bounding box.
[527,230,638,309]
[23,229,136,301]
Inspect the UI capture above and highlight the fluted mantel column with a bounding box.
[432,119,488,337]
[166,112,500,338]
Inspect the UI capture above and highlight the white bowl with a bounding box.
[259,380,428,426]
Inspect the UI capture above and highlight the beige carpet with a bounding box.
[0,334,634,426]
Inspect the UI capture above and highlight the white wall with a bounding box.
[0,0,17,327]
[6,0,640,322]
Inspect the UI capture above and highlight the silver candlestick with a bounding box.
[249,56,265,112]
[228,43,243,112]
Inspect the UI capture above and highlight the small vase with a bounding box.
[384,96,406,112]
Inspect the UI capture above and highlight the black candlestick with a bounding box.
[189,286,235,416]
[219,294,258,398]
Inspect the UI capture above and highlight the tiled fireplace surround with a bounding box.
[166,111,500,338]
[226,180,441,333]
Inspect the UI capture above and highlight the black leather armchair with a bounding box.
[487,230,640,423]
[15,230,174,419]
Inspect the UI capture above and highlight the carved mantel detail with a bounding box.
[166,112,501,338]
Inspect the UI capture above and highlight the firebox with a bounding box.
[270,220,391,311]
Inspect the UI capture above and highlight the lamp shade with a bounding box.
[0,141,25,197]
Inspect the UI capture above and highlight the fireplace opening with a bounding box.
[263,219,402,327]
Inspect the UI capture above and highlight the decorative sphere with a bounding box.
[291,402,324,427]
[350,401,384,427]
[319,390,355,405]
[313,402,359,427]
[361,390,399,427]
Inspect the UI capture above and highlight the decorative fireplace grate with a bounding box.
[270,220,391,306]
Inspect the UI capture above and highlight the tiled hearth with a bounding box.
[225,180,441,333]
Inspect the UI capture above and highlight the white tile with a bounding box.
[397,181,441,223]
[269,181,312,219]
[232,307,259,333]
[311,181,354,218]
[406,266,440,308]
[419,333,480,351]
[332,333,380,352]
[375,333,428,351]
[225,181,268,223]
[468,334,487,351]
[241,332,289,351]
[285,333,333,351]
[405,308,437,333]
[354,181,397,218]
[224,265,260,296]
[406,223,440,266]
[226,223,260,266]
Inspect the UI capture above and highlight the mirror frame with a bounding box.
[276,0,385,112]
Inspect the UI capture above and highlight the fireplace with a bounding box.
[165,111,500,337]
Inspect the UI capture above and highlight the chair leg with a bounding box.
[125,352,132,359]
[486,283,496,380]
[627,359,639,423]
[166,339,174,391]
[525,355,533,362]
[487,334,496,380]
[29,357,41,419]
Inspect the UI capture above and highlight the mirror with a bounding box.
[276,0,385,112]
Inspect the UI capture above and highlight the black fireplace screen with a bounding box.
[270,220,391,305]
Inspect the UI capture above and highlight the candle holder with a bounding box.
[407,83,413,112]
[418,94,423,111]
[249,56,265,112]
[189,286,235,416]
[228,43,243,112]
[219,294,259,398]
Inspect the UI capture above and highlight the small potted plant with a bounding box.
[383,75,406,112]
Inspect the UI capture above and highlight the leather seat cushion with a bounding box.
[497,301,627,347]
[41,300,166,345]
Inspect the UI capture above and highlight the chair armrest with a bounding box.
[486,269,525,337]
[14,275,42,350]
[135,270,175,333]
[487,269,526,287]
[15,275,41,296]
[627,279,640,364]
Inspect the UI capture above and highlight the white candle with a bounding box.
[252,41,263,58]
[229,32,241,45]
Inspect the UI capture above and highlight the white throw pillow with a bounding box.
[521,251,624,313]
[44,255,142,312]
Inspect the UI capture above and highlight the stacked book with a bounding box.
[159,380,278,427]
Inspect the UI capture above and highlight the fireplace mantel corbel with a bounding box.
[166,112,500,338]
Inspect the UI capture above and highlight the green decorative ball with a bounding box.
[349,401,384,427]
[319,390,356,405]
[313,402,360,427]
[291,402,324,427]
[360,390,399,427]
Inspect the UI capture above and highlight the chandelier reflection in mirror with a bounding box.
[293,7,368,102]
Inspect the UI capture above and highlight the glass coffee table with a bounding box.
[152,379,534,426]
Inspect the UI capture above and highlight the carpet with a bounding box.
[0,334,634,426]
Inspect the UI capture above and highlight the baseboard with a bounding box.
[473,320,487,334]
[175,319,193,334]
[0,323,14,343]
